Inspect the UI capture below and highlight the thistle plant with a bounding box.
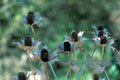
[21,11,46,40]
[32,45,59,80]
[13,11,117,80]
[65,30,87,62]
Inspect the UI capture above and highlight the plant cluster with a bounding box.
[13,11,118,80]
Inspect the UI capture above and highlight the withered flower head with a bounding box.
[64,41,71,52]
[71,32,78,42]
[93,74,99,80]
[18,72,26,80]
[41,49,49,62]
[27,11,34,25]
[100,36,107,45]
[24,36,32,46]
[98,25,103,31]
[98,31,104,37]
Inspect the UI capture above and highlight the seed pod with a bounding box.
[64,41,71,52]
[98,25,103,31]
[100,36,107,45]
[18,72,26,80]
[98,31,104,37]
[41,49,49,62]
[27,12,34,25]
[24,36,32,46]
[71,32,78,42]
[93,74,99,80]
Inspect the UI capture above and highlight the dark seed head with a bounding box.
[27,11,34,25]
[41,49,49,62]
[98,25,103,31]
[71,32,78,42]
[24,36,32,46]
[93,74,99,80]
[18,72,26,80]
[100,36,107,45]
[98,31,104,37]
[64,41,71,52]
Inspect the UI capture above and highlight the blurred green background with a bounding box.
[0,0,120,80]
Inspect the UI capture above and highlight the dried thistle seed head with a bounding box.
[98,25,103,31]
[100,36,107,45]
[71,32,78,42]
[93,74,99,80]
[27,11,34,25]
[18,72,26,80]
[24,36,32,46]
[98,31,104,37]
[41,49,49,62]
[64,41,71,52]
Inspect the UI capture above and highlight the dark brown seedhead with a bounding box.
[98,31,104,37]
[27,11,34,25]
[24,36,32,46]
[93,74,99,80]
[64,41,71,52]
[100,36,107,45]
[41,49,49,62]
[18,72,26,80]
[71,32,78,42]
[98,25,103,31]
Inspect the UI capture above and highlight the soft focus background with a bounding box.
[0,0,120,80]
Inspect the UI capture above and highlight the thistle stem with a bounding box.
[64,68,71,80]
[44,63,50,80]
[64,53,71,80]
[91,45,97,57]
[30,25,37,40]
[77,63,86,80]
[102,46,105,65]
[104,69,110,80]
[49,63,58,80]
[67,53,71,80]
[27,50,34,71]
[72,44,76,63]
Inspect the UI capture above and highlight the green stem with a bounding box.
[30,25,37,40]
[91,45,97,57]
[104,69,109,80]
[27,50,34,71]
[44,63,50,80]
[102,46,105,65]
[72,43,76,63]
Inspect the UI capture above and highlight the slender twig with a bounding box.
[44,63,50,80]
[30,25,37,40]
[102,46,105,65]
[91,45,97,57]
[27,50,34,71]
[104,69,110,80]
